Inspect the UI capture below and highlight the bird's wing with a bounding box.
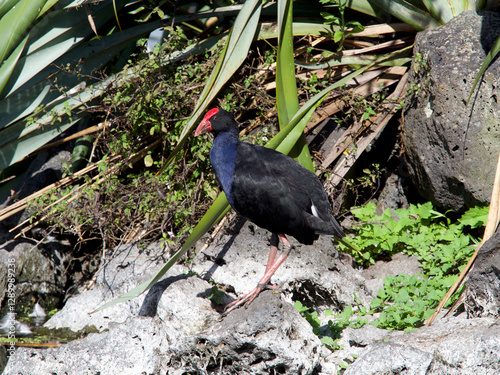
[232,143,344,241]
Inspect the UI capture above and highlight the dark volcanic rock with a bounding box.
[465,231,500,318]
[0,240,71,311]
[0,149,71,243]
[403,11,500,211]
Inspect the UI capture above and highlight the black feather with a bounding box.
[206,108,345,245]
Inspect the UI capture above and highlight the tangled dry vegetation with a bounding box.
[4,23,413,261]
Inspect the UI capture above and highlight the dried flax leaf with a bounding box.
[306,65,404,164]
[342,37,413,56]
[85,3,99,37]
[323,71,408,185]
[307,65,406,133]
[351,23,417,36]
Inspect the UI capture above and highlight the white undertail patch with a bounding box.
[311,203,320,218]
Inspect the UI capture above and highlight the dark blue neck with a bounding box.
[209,129,239,207]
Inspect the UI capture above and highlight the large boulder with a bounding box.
[465,231,500,318]
[344,315,500,375]
[4,231,329,375]
[5,292,322,375]
[3,222,500,374]
[403,11,500,211]
[189,222,372,312]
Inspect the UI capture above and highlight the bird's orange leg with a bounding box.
[266,245,277,273]
[223,234,292,316]
[265,233,279,272]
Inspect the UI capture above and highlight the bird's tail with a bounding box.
[311,216,346,239]
[336,237,363,258]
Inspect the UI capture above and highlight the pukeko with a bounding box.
[195,108,347,314]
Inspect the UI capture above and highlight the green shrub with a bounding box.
[297,203,487,338]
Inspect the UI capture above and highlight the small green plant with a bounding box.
[207,286,225,305]
[299,72,332,96]
[341,202,486,330]
[413,52,429,74]
[296,203,487,342]
[361,106,376,121]
[369,272,461,331]
[356,164,381,189]
[320,0,365,52]
[343,202,486,269]
[295,298,368,351]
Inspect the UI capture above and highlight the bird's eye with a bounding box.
[213,115,218,120]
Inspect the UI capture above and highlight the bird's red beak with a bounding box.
[194,118,211,136]
[194,108,219,136]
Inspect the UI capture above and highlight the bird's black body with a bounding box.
[197,108,345,245]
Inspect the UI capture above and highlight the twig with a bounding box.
[0,156,119,223]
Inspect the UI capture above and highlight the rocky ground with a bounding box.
[2,222,500,374]
[2,9,500,375]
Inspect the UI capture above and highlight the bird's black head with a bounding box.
[194,108,237,137]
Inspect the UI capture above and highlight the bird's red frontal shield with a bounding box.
[194,108,219,136]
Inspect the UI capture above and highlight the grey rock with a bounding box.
[376,173,409,213]
[4,293,321,375]
[146,276,224,336]
[0,240,70,308]
[3,241,322,375]
[403,11,500,211]
[345,315,500,375]
[344,324,395,348]
[4,317,172,375]
[345,341,432,375]
[5,213,500,375]
[465,231,500,318]
[320,322,404,373]
[167,291,321,375]
[362,252,421,280]
[190,222,373,311]
[43,242,164,332]
[361,252,422,296]
[2,219,369,374]
[44,242,219,336]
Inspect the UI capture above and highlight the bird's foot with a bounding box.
[222,235,291,317]
[222,283,280,316]
[222,287,261,316]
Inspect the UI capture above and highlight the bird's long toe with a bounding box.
[222,286,264,316]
